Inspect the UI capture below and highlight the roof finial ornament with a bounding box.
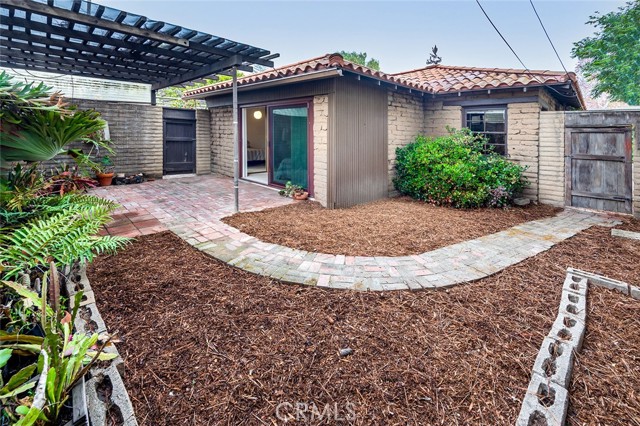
[426,45,442,65]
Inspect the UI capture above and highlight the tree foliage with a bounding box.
[572,1,640,105]
[158,75,237,109]
[338,51,380,70]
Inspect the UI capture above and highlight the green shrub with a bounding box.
[393,128,528,208]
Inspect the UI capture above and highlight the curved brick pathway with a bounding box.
[94,175,620,291]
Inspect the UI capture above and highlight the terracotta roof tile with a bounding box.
[392,64,575,94]
[183,54,582,107]
[183,53,426,98]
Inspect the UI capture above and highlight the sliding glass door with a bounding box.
[269,105,309,189]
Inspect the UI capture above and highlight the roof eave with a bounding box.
[183,68,344,99]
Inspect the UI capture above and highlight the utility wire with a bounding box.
[475,0,579,103]
[529,0,569,77]
[475,0,530,72]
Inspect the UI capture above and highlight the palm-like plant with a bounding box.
[0,71,110,167]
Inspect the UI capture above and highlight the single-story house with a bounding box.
[183,53,588,209]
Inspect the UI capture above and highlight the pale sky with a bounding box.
[93,0,628,74]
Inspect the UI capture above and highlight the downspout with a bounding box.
[232,66,239,213]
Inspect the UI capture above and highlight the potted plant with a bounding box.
[278,181,309,200]
[94,155,114,186]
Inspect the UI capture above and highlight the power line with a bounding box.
[529,0,570,77]
[475,0,580,104]
[474,0,530,72]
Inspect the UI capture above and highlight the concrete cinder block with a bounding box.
[532,337,575,389]
[611,228,640,240]
[630,285,640,300]
[562,272,588,298]
[548,313,586,352]
[516,372,569,426]
[75,303,108,336]
[569,268,629,295]
[559,289,587,321]
[86,365,138,426]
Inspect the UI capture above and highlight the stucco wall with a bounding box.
[538,111,565,206]
[387,91,425,193]
[195,109,212,175]
[210,106,234,177]
[313,95,329,207]
[41,99,164,177]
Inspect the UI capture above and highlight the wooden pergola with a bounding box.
[0,0,278,212]
[0,0,278,102]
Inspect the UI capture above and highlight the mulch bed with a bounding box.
[568,286,640,426]
[221,198,561,256]
[87,218,639,426]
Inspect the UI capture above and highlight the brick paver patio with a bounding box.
[93,175,620,291]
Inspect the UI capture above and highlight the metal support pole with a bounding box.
[232,66,239,213]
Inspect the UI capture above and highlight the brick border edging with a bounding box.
[65,264,138,426]
[516,269,639,426]
[179,211,620,292]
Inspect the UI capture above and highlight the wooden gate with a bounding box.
[565,126,632,214]
[163,108,196,175]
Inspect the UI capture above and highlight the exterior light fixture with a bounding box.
[253,110,263,120]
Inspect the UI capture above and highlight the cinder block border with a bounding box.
[517,269,638,425]
[65,263,138,426]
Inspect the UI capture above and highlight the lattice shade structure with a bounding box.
[0,0,278,92]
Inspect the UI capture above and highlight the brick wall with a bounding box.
[508,102,541,200]
[539,111,565,206]
[42,99,164,177]
[424,101,462,137]
[195,109,212,175]
[313,95,329,207]
[387,91,425,192]
[210,106,234,177]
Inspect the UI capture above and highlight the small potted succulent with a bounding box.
[94,155,115,186]
[278,181,309,200]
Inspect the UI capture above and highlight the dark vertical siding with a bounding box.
[333,77,388,208]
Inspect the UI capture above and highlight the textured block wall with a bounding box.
[195,109,212,175]
[387,91,425,192]
[508,102,541,200]
[538,112,565,206]
[313,95,329,207]
[210,106,234,177]
[41,99,164,177]
[424,101,462,137]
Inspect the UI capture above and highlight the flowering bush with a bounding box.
[393,128,528,208]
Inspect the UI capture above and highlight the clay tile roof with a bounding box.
[183,55,583,108]
[391,64,575,94]
[183,53,428,98]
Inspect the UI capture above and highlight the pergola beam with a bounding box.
[2,15,214,65]
[0,0,190,46]
[0,43,183,80]
[151,54,251,90]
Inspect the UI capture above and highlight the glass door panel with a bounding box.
[270,105,308,188]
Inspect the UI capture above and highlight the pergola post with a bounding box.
[232,66,239,213]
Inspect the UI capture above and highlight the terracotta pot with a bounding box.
[293,191,309,201]
[96,172,114,187]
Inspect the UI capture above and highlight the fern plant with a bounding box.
[0,195,130,278]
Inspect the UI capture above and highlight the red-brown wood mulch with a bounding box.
[221,197,561,256]
[87,219,639,426]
